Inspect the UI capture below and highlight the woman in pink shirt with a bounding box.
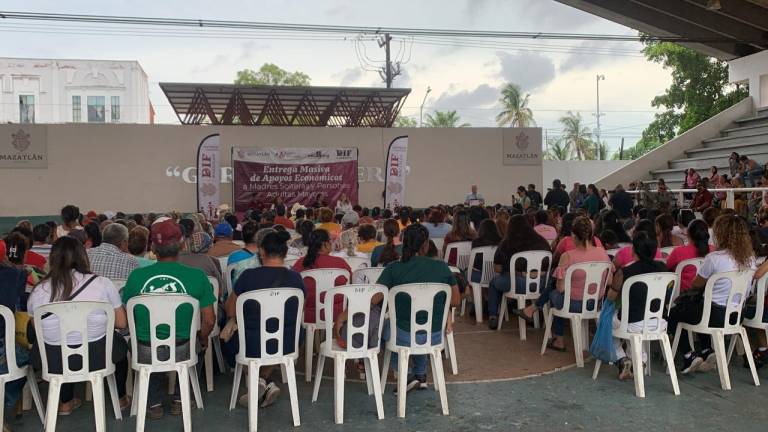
[613,219,662,268]
[553,213,603,268]
[517,216,610,351]
[533,210,558,244]
[686,168,701,189]
[665,219,712,294]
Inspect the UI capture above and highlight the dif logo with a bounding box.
[336,149,352,158]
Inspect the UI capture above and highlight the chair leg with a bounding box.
[369,354,385,420]
[497,301,506,331]
[727,334,738,365]
[644,340,651,376]
[106,373,122,420]
[660,335,680,396]
[44,378,61,432]
[629,338,645,398]
[380,349,391,394]
[205,340,215,392]
[91,376,107,432]
[22,381,31,412]
[178,367,193,432]
[396,351,409,418]
[712,331,731,391]
[432,352,450,416]
[334,357,345,424]
[363,357,373,395]
[460,298,466,317]
[247,364,261,432]
[572,319,584,368]
[130,370,140,417]
[213,338,228,374]
[592,359,602,380]
[305,328,315,382]
[285,359,301,427]
[85,380,93,402]
[126,365,134,397]
[25,369,44,424]
[533,309,540,329]
[135,369,150,432]
[190,365,204,409]
[446,332,458,375]
[472,283,483,323]
[540,308,553,355]
[311,354,326,402]
[229,364,243,411]
[740,328,761,387]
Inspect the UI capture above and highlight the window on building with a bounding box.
[110,96,120,123]
[72,96,81,122]
[87,96,105,123]
[19,95,35,124]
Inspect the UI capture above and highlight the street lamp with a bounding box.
[419,86,432,127]
[595,74,605,160]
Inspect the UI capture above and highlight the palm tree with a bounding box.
[424,110,471,128]
[544,138,570,160]
[559,111,594,160]
[496,83,535,127]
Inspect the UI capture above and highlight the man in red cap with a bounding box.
[122,220,216,420]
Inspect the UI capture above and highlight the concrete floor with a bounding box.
[9,358,768,432]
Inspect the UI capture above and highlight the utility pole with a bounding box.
[619,137,625,160]
[595,74,605,160]
[379,33,393,88]
[419,86,431,127]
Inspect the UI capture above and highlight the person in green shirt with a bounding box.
[581,184,601,219]
[376,223,460,392]
[122,220,216,420]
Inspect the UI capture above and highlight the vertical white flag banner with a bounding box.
[384,136,408,210]
[196,134,221,220]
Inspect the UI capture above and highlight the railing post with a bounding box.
[726,190,735,209]
[678,191,685,206]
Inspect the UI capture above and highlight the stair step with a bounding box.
[735,115,768,127]
[703,132,768,147]
[721,124,768,138]
[670,151,768,169]
[758,106,768,116]
[688,141,768,157]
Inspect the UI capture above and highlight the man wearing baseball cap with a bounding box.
[122,220,216,420]
[207,222,241,258]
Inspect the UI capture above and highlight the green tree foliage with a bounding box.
[544,138,570,160]
[393,115,417,127]
[235,63,311,86]
[559,111,594,160]
[618,40,748,159]
[424,110,471,128]
[496,83,535,127]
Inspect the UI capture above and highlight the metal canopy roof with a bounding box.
[160,83,410,127]
[555,0,768,61]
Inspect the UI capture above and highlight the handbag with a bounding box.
[589,299,620,363]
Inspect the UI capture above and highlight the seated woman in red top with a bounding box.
[292,229,351,325]
[666,219,712,294]
[612,219,662,269]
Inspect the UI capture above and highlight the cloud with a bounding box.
[189,54,229,75]
[236,40,270,64]
[558,40,641,73]
[432,84,499,111]
[334,67,365,86]
[496,51,556,91]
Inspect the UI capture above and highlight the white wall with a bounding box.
[0,58,150,124]
[543,160,629,190]
[730,51,768,109]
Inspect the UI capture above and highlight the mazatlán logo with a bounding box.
[140,275,188,294]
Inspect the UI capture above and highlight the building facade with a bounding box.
[0,58,152,124]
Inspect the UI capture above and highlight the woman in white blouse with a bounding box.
[334,192,354,215]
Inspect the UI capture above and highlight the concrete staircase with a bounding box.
[647,106,768,189]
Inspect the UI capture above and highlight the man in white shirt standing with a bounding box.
[465,184,485,206]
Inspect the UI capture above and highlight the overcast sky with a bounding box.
[0,0,674,155]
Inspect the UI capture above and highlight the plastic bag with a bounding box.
[589,300,619,363]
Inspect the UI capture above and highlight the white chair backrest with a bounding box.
[562,261,612,316]
[208,275,220,307]
[301,268,351,324]
[344,256,370,273]
[353,267,385,285]
[217,256,228,273]
[669,258,704,313]
[605,248,620,261]
[224,264,238,298]
[375,228,385,243]
[0,305,23,378]
[509,250,553,296]
[699,270,755,331]
[469,246,497,286]
[285,254,302,262]
[232,240,245,247]
[235,288,304,361]
[285,257,300,269]
[444,241,472,271]
[322,284,387,354]
[387,283,451,350]
[746,273,768,325]
[618,273,677,337]
[110,278,127,292]
[126,294,199,368]
[660,247,675,259]
[33,301,115,381]
[431,238,445,259]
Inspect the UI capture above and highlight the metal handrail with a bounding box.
[626,187,768,208]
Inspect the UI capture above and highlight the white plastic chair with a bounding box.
[0,305,44,425]
[379,283,451,418]
[205,277,227,392]
[660,246,676,259]
[312,284,387,424]
[33,301,123,432]
[443,241,471,271]
[224,264,238,299]
[344,256,370,273]
[444,266,462,375]
[605,248,620,261]
[467,246,497,323]
[431,238,445,260]
[228,288,303,432]
[284,257,300,269]
[110,278,127,292]
[497,251,552,340]
[127,295,204,432]
[671,270,759,390]
[592,273,680,398]
[217,256,229,274]
[735,273,768,362]
[668,258,704,315]
[353,267,385,285]
[300,268,351,382]
[541,261,612,367]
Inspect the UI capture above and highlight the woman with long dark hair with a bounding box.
[370,219,402,266]
[27,237,130,415]
[289,219,315,255]
[425,207,452,239]
[377,224,460,390]
[656,213,684,248]
[292,229,351,327]
[486,215,551,329]
[666,219,712,294]
[598,210,630,243]
[442,209,477,262]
